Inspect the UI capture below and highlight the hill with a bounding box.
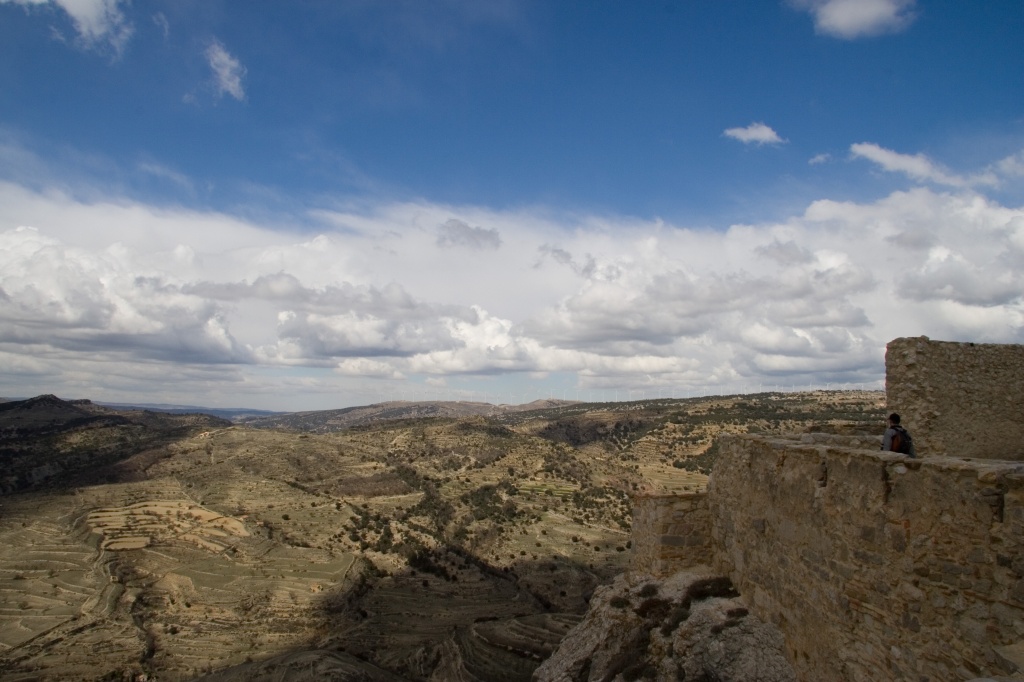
[242,399,580,432]
[0,390,885,681]
[0,394,231,493]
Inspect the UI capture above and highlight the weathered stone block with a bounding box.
[706,432,1024,682]
[886,337,1024,460]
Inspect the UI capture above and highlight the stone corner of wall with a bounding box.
[884,336,1024,461]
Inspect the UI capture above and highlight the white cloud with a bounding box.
[0,226,252,364]
[789,0,917,39]
[0,0,133,53]
[809,153,832,165]
[205,40,246,101]
[1,166,1022,407]
[723,122,786,146]
[997,150,1024,178]
[851,142,999,188]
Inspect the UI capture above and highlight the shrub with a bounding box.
[638,584,659,598]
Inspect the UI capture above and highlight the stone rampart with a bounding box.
[629,493,712,576]
[708,433,1024,682]
[886,336,1024,460]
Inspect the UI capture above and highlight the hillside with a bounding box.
[0,390,885,681]
[0,395,231,494]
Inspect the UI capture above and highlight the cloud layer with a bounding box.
[1,161,1022,408]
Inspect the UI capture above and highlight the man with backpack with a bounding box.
[882,413,916,457]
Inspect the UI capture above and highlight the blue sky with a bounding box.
[1,0,1023,410]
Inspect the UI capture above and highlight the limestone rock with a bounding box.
[191,649,410,681]
[533,570,795,682]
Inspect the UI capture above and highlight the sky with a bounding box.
[0,0,1023,411]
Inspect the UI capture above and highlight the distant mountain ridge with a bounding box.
[242,398,580,432]
[1,396,581,427]
[0,396,281,422]
[95,401,284,421]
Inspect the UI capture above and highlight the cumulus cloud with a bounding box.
[535,245,618,280]
[269,308,464,361]
[1,0,133,53]
[1,161,1023,407]
[723,122,786,146]
[206,40,246,101]
[756,240,814,266]
[900,257,1020,308]
[524,245,876,356]
[789,0,917,39]
[436,218,502,250]
[0,227,251,364]
[851,142,998,188]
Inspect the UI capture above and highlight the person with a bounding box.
[881,413,916,457]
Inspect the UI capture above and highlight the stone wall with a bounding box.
[708,433,1024,682]
[886,336,1024,460]
[629,493,713,576]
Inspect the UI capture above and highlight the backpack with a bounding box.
[890,426,912,454]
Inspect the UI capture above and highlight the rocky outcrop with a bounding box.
[533,570,795,682]
[192,649,408,681]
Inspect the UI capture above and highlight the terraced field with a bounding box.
[0,476,365,681]
[0,390,886,680]
[0,495,105,650]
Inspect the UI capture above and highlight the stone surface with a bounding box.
[533,570,796,682]
[629,494,712,576]
[617,338,1024,681]
[706,433,1024,681]
[192,649,408,681]
[886,336,1024,460]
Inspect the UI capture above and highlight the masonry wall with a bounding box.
[629,493,713,576]
[708,433,1024,682]
[886,336,1024,460]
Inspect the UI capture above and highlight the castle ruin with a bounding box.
[630,337,1024,681]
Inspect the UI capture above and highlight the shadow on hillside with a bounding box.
[193,546,602,682]
[1,395,228,496]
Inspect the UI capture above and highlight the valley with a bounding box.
[0,390,885,681]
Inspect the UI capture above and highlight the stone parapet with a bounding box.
[886,336,1024,460]
[709,433,1024,682]
[629,493,712,576]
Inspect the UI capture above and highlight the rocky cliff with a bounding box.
[534,570,795,682]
